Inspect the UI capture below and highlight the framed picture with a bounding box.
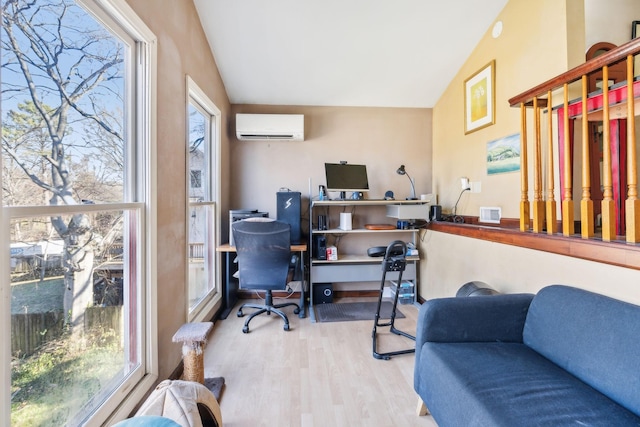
[633,20,640,39]
[464,60,496,134]
[487,133,520,175]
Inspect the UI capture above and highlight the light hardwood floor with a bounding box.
[203,297,438,427]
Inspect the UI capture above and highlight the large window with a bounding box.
[1,0,157,425]
[186,77,221,320]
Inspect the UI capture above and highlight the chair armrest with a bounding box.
[415,293,534,351]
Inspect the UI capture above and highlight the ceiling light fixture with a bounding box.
[492,21,503,39]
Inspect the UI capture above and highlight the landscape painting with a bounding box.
[487,133,520,175]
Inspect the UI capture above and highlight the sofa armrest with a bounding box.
[415,293,534,353]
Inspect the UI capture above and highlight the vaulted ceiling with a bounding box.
[194,1,508,108]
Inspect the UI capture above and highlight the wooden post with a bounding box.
[532,97,545,232]
[580,75,594,238]
[416,397,430,416]
[172,322,214,384]
[600,65,616,241]
[520,103,530,231]
[546,90,557,234]
[562,83,574,236]
[626,55,640,243]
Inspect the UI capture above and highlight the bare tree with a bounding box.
[2,0,124,325]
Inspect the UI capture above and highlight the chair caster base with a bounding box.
[373,352,391,361]
[293,307,300,314]
[283,324,290,331]
[242,326,249,333]
[237,310,244,317]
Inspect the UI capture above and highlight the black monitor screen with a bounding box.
[324,163,369,192]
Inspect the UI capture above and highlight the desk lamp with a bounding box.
[396,165,417,200]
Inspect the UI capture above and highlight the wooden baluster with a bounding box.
[626,54,640,243]
[580,75,594,238]
[520,103,530,231]
[532,97,545,232]
[562,83,574,236]
[546,90,557,234]
[601,65,616,241]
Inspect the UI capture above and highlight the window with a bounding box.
[186,76,221,320]
[190,170,203,189]
[1,0,157,425]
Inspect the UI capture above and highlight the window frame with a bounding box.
[185,76,222,322]
[0,0,158,425]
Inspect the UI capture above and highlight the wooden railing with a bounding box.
[509,37,640,243]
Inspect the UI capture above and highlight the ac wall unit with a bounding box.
[236,113,304,141]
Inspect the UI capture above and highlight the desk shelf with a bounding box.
[311,254,420,264]
[312,199,426,207]
[308,198,427,320]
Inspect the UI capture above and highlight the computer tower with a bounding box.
[313,283,333,304]
[277,191,301,244]
[313,234,327,260]
[229,209,268,246]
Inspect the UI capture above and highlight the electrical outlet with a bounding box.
[461,177,470,190]
[470,181,481,193]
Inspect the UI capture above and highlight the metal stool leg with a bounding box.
[372,241,416,360]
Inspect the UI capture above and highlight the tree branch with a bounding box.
[1,142,58,194]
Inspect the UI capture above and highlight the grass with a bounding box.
[11,278,65,315]
[11,326,125,427]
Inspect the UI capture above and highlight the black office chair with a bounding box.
[232,219,300,333]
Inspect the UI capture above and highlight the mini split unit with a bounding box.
[235,113,304,141]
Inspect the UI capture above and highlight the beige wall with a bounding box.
[228,105,432,241]
[422,230,640,305]
[125,0,231,380]
[121,0,640,380]
[432,0,583,220]
[423,0,640,303]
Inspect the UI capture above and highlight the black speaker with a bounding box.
[313,283,333,304]
[277,191,301,244]
[430,204,442,221]
[313,235,327,260]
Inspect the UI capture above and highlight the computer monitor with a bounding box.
[324,163,369,199]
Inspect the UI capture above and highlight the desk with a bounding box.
[216,243,307,319]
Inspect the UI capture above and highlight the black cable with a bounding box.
[452,188,470,217]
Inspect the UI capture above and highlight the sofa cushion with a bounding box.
[523,285,640,416]
[416,341,640,427]
[417,293,534,343]
[414,292,534,396]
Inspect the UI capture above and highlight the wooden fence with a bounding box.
[11,306,122,357]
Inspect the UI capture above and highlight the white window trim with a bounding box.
[186,76,222,322]
[96,0,159,423]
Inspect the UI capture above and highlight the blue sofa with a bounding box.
[414,285,640,426]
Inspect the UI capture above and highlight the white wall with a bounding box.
[585,0,640,49]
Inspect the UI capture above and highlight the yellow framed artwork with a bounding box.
[464,60,496,134]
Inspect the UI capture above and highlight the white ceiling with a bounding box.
[194,0,508,108]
